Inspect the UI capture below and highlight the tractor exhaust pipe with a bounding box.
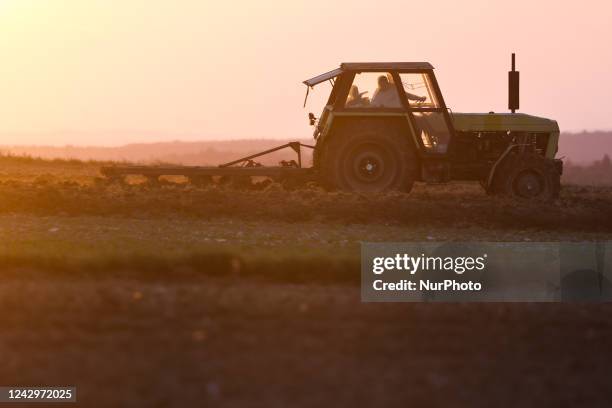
[508,53,520,113]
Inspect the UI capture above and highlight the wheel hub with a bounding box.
[354,153,384,182]
[514,171,544,198]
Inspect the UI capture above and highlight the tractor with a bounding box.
[102,55,562,200]
[304,55,562,199]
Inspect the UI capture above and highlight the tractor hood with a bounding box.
[452,113,559,134]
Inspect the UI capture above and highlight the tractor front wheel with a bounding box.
[491,153,560,200]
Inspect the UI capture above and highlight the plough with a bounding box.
[100,141,315,187]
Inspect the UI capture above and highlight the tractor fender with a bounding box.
[315,115,420,158]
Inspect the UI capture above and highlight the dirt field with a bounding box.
[1,157,612,407]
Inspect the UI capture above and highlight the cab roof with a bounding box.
[303,62,434,87]
[341,62,434,71]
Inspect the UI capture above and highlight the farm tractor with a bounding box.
[102,54,562,200]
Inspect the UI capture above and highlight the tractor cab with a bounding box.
[304,62,454,156]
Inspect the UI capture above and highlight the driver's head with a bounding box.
[349,85,359,98]
[386,73,395,84]
[377,75,389,89]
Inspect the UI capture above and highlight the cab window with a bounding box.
[344,72,401,109]
[398,73,440,107]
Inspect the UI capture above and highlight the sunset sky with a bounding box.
[0,0,610,146]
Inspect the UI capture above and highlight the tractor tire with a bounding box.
[491,152,560,200]
[319,127,418,193]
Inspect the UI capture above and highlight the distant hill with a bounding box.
[0,131,610,166]
[558,131,612,164]
[563,155,612,186]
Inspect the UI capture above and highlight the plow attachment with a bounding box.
[100,142,316,188]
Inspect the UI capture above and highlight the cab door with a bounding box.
[395,71,455,155]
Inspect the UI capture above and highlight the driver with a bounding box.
[370,75,401,107]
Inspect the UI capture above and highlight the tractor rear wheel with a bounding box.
[491,153,560,200]
[320,129,417,193]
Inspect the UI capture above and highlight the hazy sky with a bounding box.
[0,0,610,146]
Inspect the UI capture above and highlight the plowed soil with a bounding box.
[1,157,611,407]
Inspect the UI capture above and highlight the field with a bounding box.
[1,155,612,406]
